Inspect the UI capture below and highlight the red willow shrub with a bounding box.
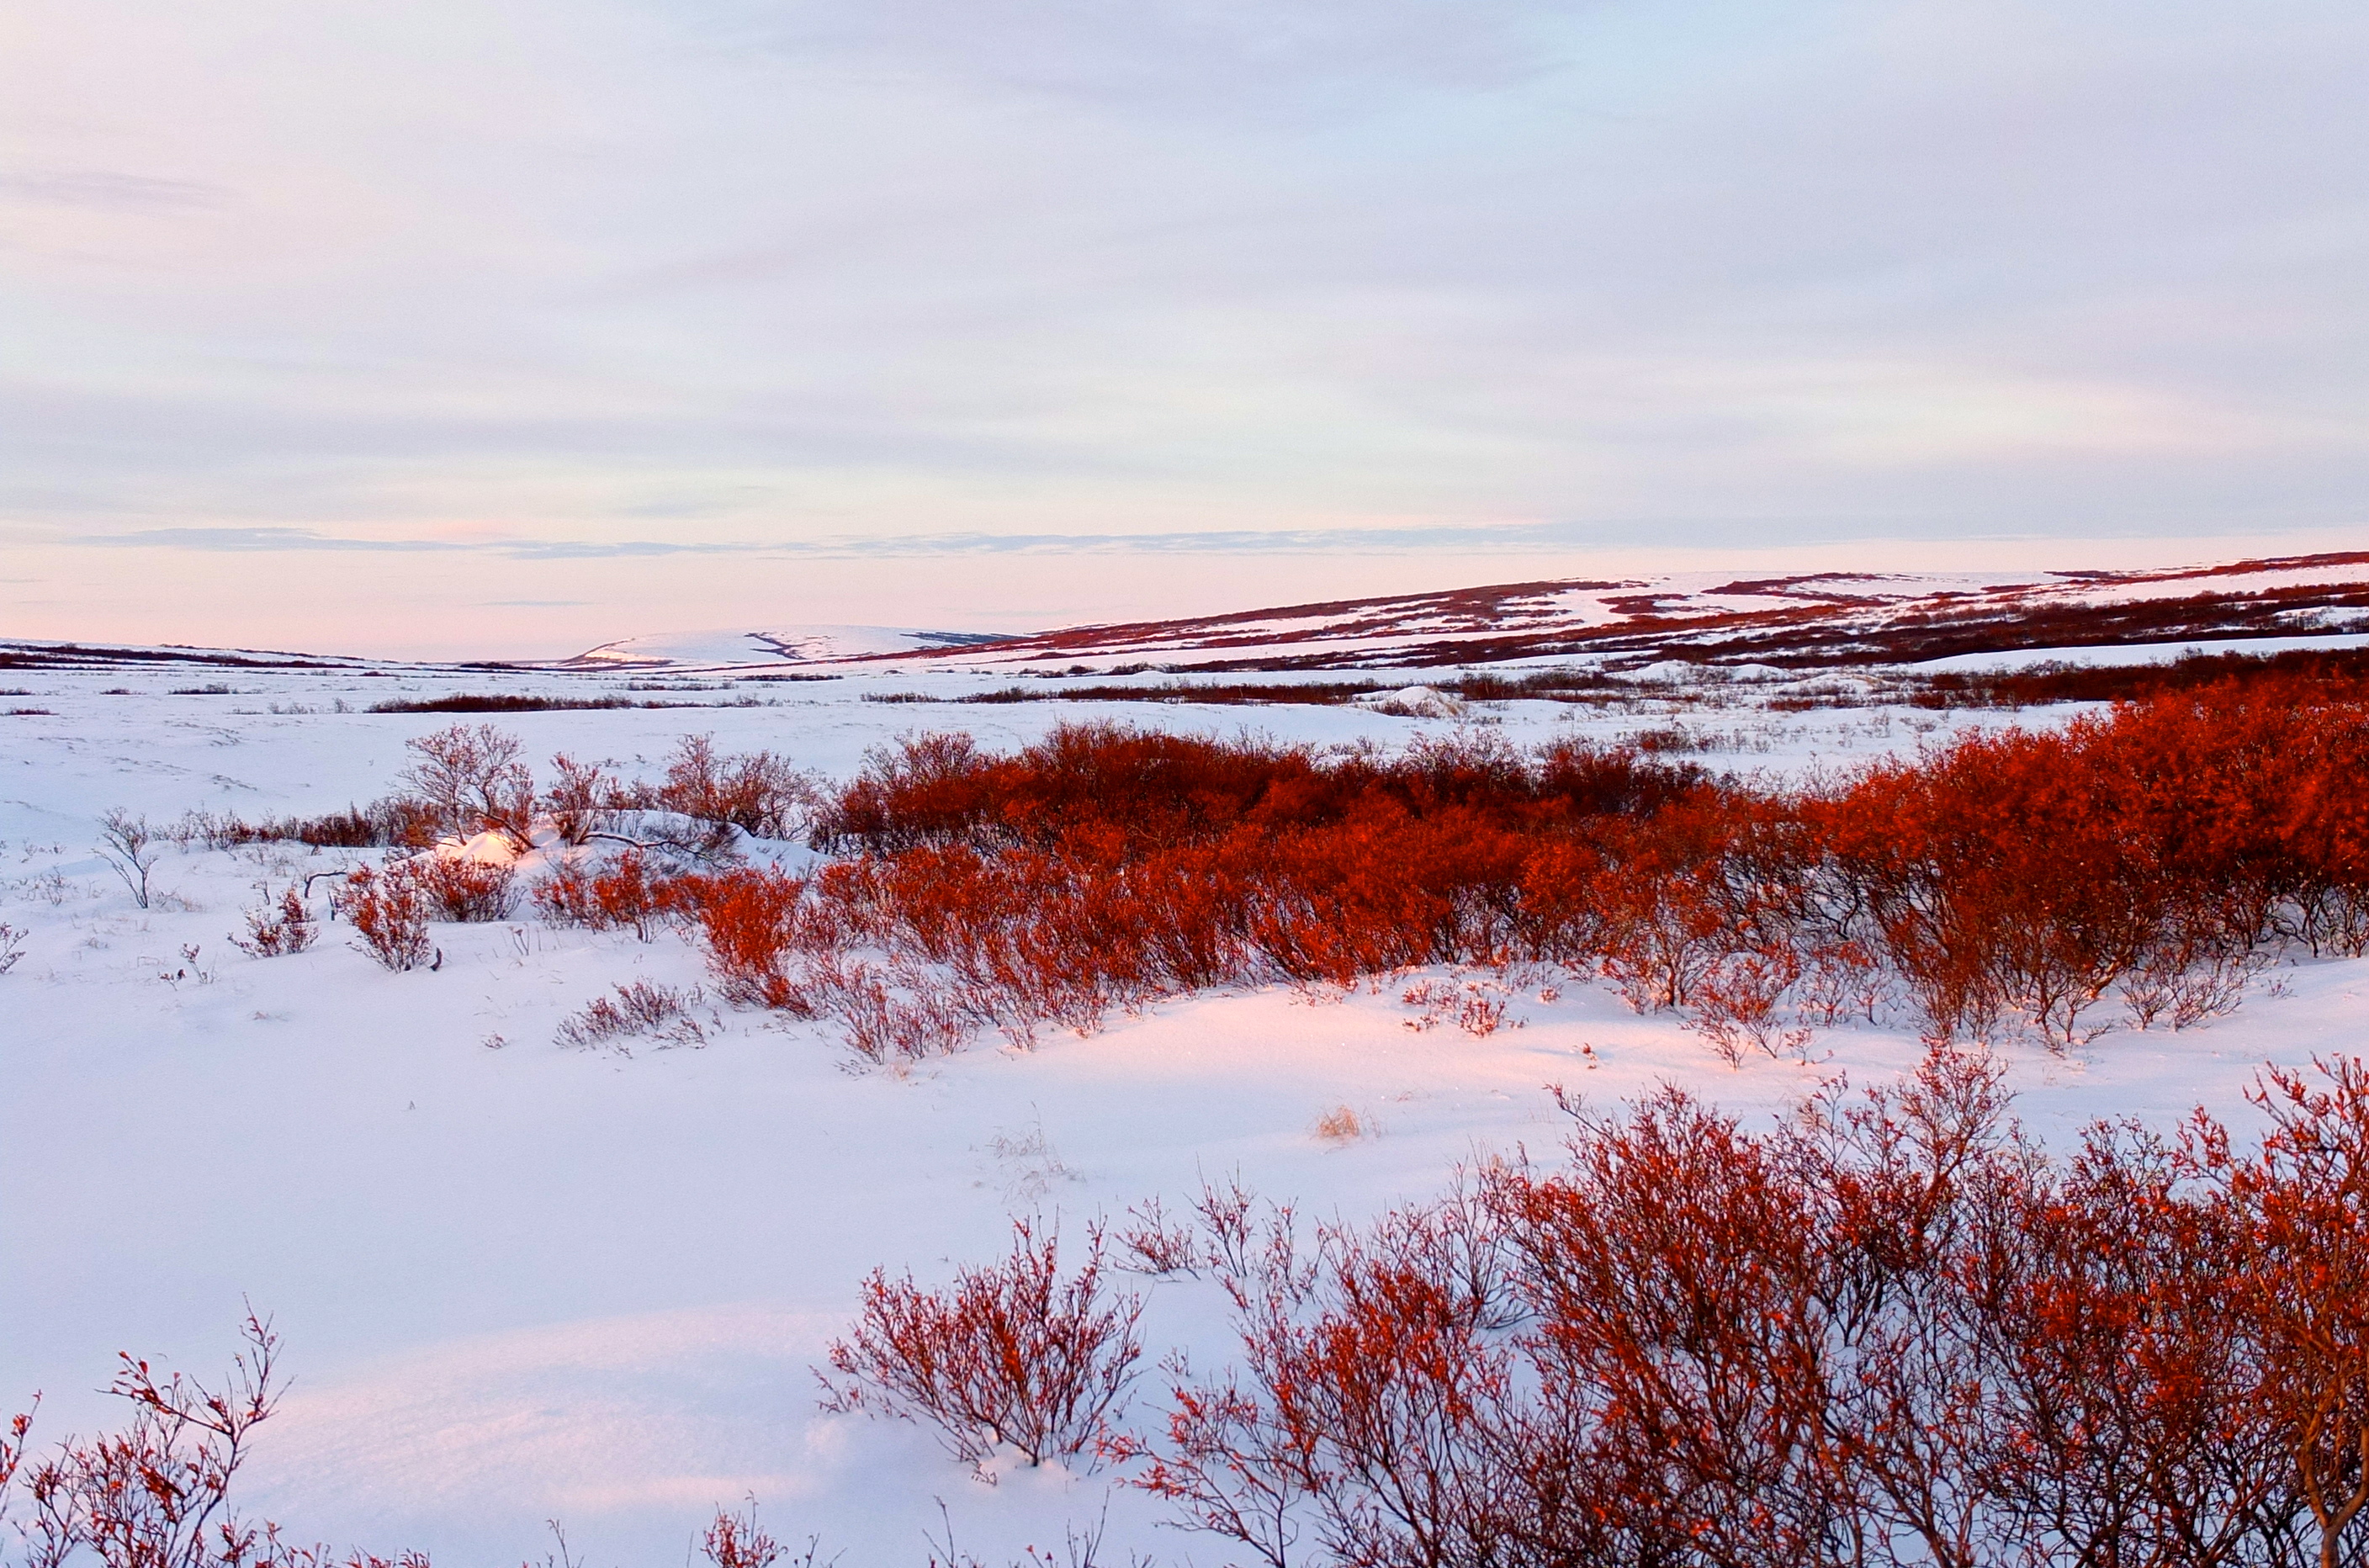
[688,676,2369,1056]
[1,1313,426,1568]
[533,850,681,940]
[1115,1049,2369,1568]
[405,856,516,923]
[229,886,318,958]
[334,866,435,972]
[818,1219,1144,1476]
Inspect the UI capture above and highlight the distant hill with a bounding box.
[10,550,2365,675]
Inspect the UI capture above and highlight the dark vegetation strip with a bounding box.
[1913,640,2369,706]
[366,692,695,712]
[861,648,2367,711]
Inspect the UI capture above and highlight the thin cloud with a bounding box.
[74,522,1570,559]
[78,527,460,554]
[0,169,228,212]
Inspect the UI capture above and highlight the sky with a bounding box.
[4,0,2366,659]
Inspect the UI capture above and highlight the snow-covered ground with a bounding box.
[4,659,2363,1565]
[558,625,1012,670]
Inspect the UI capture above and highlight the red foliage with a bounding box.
[228,887,317,958]
[819,1219,1143,1475]
[533,850,677,940]
[676,868,820,1013]
[681,680,2369,1057]
[333,866,433,972]
[402,856,515,923]
[1124,1050,2369,1567]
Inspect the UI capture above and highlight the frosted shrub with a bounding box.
[554,982,710,1052]
[819,1219,1143,1475]
[336,866,435,972]
[409,856,516,922]
[94,808,160,910]
[398,723,534,848]
[229,886,318,957]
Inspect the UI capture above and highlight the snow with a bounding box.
[1351,685,1467,718]
[559,625,1009,670]
[3,656,2363,1565]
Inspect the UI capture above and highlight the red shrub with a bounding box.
[2198,1056,2369,1564]
[405,856,516,923]
[18,1313,286,1568]
[542,753,611,845]
[533,850,676,940]
[819,1219,1143,1475]
[676,682,2369,1060]
[644,734,815,840]
[678,868,818,1012]
[335,866,434,972]
[229,886,318,958]
[1132,1047,2369,1567]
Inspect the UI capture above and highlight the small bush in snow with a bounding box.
[0,1314,432,1568]
[336,866,436,972]
[0,921,24,976]
[699,1499,824,1568]
[554,981,710,1052]
[8,1311,283,1568]
[533,850,679,940]
[643,734,817,840]
[229,886,318,957]
[819,1218,1143,1475]
[1311,1105,1365,1143]
[408,856,516,923]
[94,808,160,910]
[542,753,612,846]
[399,723,535,849]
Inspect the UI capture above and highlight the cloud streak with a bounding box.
[75,521,1583,559]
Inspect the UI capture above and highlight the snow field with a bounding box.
[3,663,2362,1564]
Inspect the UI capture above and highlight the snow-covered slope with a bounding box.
[548,624,1011,670]
[885,550,2369,673]
[512,551,2369,677]
[5,560,2368,1565]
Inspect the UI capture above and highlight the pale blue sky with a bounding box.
[4,1,2365,655]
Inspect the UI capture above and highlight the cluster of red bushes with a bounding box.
[1122,1048,2369,1568]
[18,1052,2367,1565]
[811,1049,2369,1568]
[609,675,2368,1056]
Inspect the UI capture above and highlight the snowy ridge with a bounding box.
[14,552,2364,678]
[871,550,2369,674]
[516,550,2369,677]
[545,624,1013,670]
